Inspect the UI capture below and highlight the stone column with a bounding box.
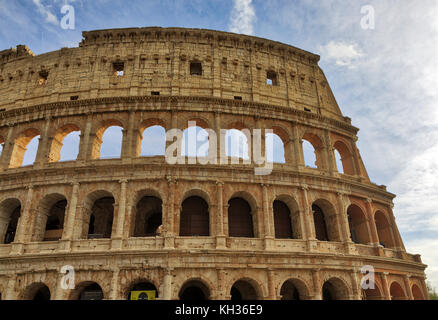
[34,117,52,168]
[77,113,93,162]
[336,192,352,243]
[403,274,413,300]
[216,268,226,300]
[0,124,15,171]
[312,269,322,300]
[112,179,128,249]
[380,272,391,300]
[292,126,304,169]
[12,185,34,253]
[300,186,315,242]
[262,184,274,249]
[164,176,176,249]
[109,268,120,300]
[365,199,380,246]
[212,45,221,98]
[4,274,17,300]
[216,181,226,249]
[122,110,135,162]
[267,269,277,300]
[163,268,173,300]
[323,129,336,175]
[63,182,80,240]
[350,270,362,300]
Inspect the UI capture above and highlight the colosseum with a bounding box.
[0,27,428,301]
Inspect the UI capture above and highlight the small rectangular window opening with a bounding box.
[190,62,203,76]
[39,70,49,85]
[151,91,160,96]
[70,96,79,101]
[266,71,278,86]
[234,96,243,100]
[304,108,311,112]
[113,62,125,76]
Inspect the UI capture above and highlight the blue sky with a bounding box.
[0,0,437,290]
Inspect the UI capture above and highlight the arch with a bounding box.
[0,198,21,244]
[180,196,210,236]
[347,204,371,245]
[35,193,68,242]
[126,279,159,300]
[266,132,285,164]
[230,278,263,300]
[322,277,350,300]
[363,283,384,300]
[22,282,51,300]
[10,128,40,168]
[389,281,406,300]
[333,140,355,175]
[411,284,424,300]
[374,210,396,248]
[273,200,293,239]
[312,199,341,242]
[302,132,325,169]
[228,196,255,238]
[179,279,211,300]
[280,278,310,300]
[225,129,250,160]
[133,196,162,237]
[140,125,166,157]
[49,124,81,163]
[182,125,210,158]
[69,281,104,300]
[92,120,124,160]
[0,135,4,159]
[275,195,302,239]
[82,190,115,239]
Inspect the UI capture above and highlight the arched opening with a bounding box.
[322,278,350,300]
[0,136,4,159]
[411,284,424,300]
[363,285,384,300]
[23,283,51,301]
[84,193,115,239]
[312,200,341,242]
[180,196,209,236]
[280,279,309,300]
[333,141,355,175]
[49,124,81,162]
[230,279,261,300]
[374,211,395,248]
[92,121,124,160]
[390,282,406,300]
[134,196,162,237]
[0,199,21,244]
[228,198,254,238]
[182,125,210,158]
[34,194,67,242]
[273,200,293,239]
[266,133,285,164]
[225,129,250,160]
[179,280,210,300]
[127,281,158,300]
[140,125,166,157]
[71,282,104,300]
[10,128,40,168]
[302,133,324,169]
[347,204,371,245]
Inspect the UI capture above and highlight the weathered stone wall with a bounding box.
[0,27,428,300]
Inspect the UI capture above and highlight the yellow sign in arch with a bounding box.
[130,290,156,300]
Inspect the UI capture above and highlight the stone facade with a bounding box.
[0,27,428,300]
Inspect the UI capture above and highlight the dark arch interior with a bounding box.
[134,196,163,237]
[79,283,104,300]
[347,205,370,245]
[322,282,336,300]
[280,281,301,300]
[4,205,21,244]
[32,285,51,301]
[390,282,405,300]
[43,200,67,241]
[313,204,329,241]
[228,198,254,238]
[128,282,158,300]
[273,200,293,239]
[88,197,114,239]
[179,281,209,300]
[180,196,209,236]
[230,280,259,300]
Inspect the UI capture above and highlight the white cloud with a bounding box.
[32,0,59,25]
[229,0,256,35]
[319,41,364,67]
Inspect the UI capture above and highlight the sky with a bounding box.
[0,0,437,291]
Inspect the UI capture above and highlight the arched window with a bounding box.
[0,199,21,244]
[190,62,203,76]
[225,129,250,160]
[87,197,114,239]
[334,149,344,173]
[322,278,350,300]
[72,282,104,300]
[179,280,210,300]
[0,136,4,158]
[127,281,158,300]
[302,133,325,169]
[141,125,166,157]
[312,204,329,241]
[273,200,293,239]
[228,198,254,238]
[302,140,317,168]
[363,285,384,300]
[180,196,209,236]
[347,204,371,244]
[49,124,80,162]
[389,282,406,300]
[134,196,162,237]
[266,133,285,163]
[411,284,424,300]
[374,211,395,248]
[92,121,124,160]
[280,279,309,300]
[333,141,355,175]
[10,129,40,168]
[182,126,209,158]
[23,283,51,301]
[230,279,261,300]
[34,194,67,242]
